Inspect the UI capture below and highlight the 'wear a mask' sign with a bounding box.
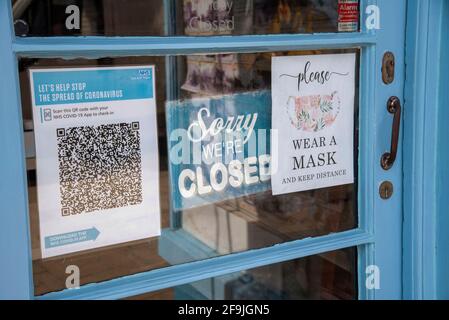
[271,53,356,196]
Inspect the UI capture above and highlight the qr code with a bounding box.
[57,122,142,216]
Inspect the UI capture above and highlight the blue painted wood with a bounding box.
[435,0,449,299]
[356,2,378,297]
[36,229,373,300]
[357,45,377,301]
[12,33,377,58]
[403,0,428,300]
[0,0,409,300]
[404,0,449,300]
[0,1,34,299]
[357,0,406,300]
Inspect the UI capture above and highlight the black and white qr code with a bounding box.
[57,122,143,216]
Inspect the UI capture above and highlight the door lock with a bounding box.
[379,181,394,200]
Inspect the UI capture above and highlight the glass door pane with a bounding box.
[12,0,360,37]
[20,49,359,295]
[128,247,358,300]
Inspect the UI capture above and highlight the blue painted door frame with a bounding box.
[403,0,449,300]
[0,0,442,300]
[0,2,34,299]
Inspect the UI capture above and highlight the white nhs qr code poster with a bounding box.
[30,66,161,258]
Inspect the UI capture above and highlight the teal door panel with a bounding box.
[0,0,410,299]
[369,0,406,299]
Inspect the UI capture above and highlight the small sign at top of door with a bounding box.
[271,53,356,195]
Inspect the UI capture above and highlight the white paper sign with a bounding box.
[30,66,161,258]
[271,53,356,196]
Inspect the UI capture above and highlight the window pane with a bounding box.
[12,0,360,37]
[20,49,359,296]
[129,247,358,300]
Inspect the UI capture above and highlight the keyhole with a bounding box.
[379,181,394,200]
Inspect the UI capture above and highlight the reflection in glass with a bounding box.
[130,248,358,300]
[20,50,358,295]
[12,0,359,37]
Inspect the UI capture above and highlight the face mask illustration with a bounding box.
[286,91,341,132]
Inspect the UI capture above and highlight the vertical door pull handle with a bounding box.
[381,96,401,170]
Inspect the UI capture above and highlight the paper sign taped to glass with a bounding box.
[30,66,161,258]
[166,91,272,211]
[271,53,356,196]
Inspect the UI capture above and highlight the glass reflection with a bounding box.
[130,248,358,300]
[20,50,358,295]
[12,0,359,37]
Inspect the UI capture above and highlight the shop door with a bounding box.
[0,0,405,299]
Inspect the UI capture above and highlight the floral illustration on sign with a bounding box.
[286,91,341,132]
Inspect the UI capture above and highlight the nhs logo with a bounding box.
[131,68,152,81]
[138,69,151,77]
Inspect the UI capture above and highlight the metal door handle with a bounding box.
[381,96,401,170]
